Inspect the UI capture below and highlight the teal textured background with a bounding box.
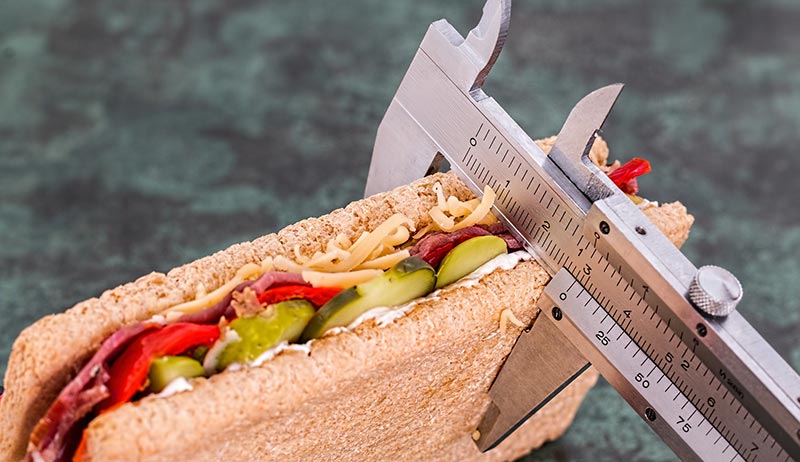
[1,1,798,460]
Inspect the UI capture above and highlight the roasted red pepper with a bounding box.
[257,285,342,308]
[607,157,651,195]
[424,243,456,269]
[74,431,89,462]
[100,323,220,410]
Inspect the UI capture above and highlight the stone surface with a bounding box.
[0,0,798,461]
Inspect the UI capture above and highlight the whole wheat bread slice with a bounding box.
[0,138,693,461]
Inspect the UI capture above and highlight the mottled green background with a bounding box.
[1,0,798,460]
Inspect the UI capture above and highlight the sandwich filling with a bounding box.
[26,158,651,462]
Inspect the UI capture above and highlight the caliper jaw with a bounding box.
[475,311,589,452]
[364,0,510,198]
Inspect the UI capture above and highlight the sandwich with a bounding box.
[0,135,694,462]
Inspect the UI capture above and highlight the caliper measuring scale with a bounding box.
[454,105,797,461]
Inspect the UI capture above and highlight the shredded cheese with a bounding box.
[323,214,413,272]
[499,308,525,334]
[446,195,474,217]
[417,183,499,238]
[412,224,432,240]
[275,213,415,277]
[448,186,496,231]
[382,225,410,247]
[434,182,447,210]
[429,206,455,231]
[272,255,305,273]
[366,243,387,261]
[163,263,262,316]
[304,247,350,269]
[355,249,411,270]
[335,233,350,248]
[293,244,309,264]
[301,269,383,288]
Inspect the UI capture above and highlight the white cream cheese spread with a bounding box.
[152,377,194,399]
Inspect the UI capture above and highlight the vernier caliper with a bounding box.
[364,1,800,461]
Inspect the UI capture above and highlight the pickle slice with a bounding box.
[435,235,507,289]
[216,299,316,370]
[300,257,435,341]
[148,355,205,393]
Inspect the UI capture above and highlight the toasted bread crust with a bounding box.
[0,138,694,462]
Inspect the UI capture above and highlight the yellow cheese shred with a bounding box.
[272,255,305,273]
[286,213,414,274]
[302,269,384,288]
[446,196,475,217]
[418,183,498,239]
[429,207,455,231]
[164,257,273,316]
[499,308,525,335]
[355,249,411,270]
[326,214,413,271]
[412,224,432,240]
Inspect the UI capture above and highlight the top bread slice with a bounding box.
[0,137,694,461]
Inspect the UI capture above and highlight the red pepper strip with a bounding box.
[74,430,89,462]
[100,323,220,410]
[607,157,651,195]
[257,285,342,308]
[424,243,455,269]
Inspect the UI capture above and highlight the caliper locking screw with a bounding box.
[599,221,610,235]
[551,307,563,321]
[689,265,743,317]
[696,323,707,337]
[645,407,657,421]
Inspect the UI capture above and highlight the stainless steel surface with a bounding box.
[461,0,510,92]
[476,312,590,451]
[689,265,743,317]
[362,1,800,460]
[547,84,622,203]
[540,269,746,462]
[585,198,800,460]
[364,0,511,197]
